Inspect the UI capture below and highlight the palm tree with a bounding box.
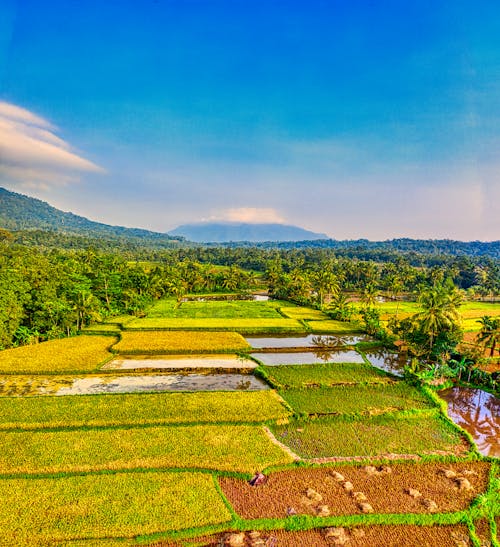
[311,270,339,309]
[476,316,500,357]
[414,284,463,356]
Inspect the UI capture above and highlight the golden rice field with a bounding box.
[0,335,117,374]
[0,390,291,429]
[124,317,305,332]
[114,330,251,354]
[0,424,294,474]
[0,471,230,546]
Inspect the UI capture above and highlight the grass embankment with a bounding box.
[0,472,231,546]
[114,331,251,354]
[0,391,291,430]
[0,336,117,374]
[0,425,294,474]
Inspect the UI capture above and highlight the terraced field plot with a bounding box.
[252,350,365,365]
[219,461,490,519]
[179,525,474,547]
[104,354,254,370]
[0,391,290,429]
[259,362,393,388]
[114,331,250,354]
[0,424,293,474]
[0,471,231,546]
[270,413,467,459]
[125,317,305,332]
[246,333,372,348]
[147,297,287,318]
[0,372,268,396]
[279,384,434,416]
[0,335,117,374]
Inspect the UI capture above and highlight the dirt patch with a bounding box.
[219,461,490,520]
[165,524,472,546]
[474,519,492,546]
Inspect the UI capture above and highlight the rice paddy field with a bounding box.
[0,294,498,546]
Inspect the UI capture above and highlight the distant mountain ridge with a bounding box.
[168,222,329,242]
[0,187,180,244]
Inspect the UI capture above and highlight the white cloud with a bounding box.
[0,101,104,190]
[206,207,286,224]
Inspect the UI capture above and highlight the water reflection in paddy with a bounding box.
[56,374,269,395]
[439,387,500,458]
[246,334,372,349]
[103,355,254,370]
[252,350,364,366]
[364,350,410,377]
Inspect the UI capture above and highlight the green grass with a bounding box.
[114,330,250,354]
[279,384,435,415]
[305,319,363,333]
[147,297,284,318]
[259,363,392,388]
[0,471,231,546]
[280,307,329,320]
[0,391,291,430]
[0,424,293,474]
[125,317,305,333]
[0,336,117,374]
[270,413,465,458]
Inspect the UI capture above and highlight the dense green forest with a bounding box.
[1,227,499,353]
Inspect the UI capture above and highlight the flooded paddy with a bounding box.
[439,387,500,458]
[363,349,410,377]
[103,354,255,371]
[57,374,269,394]
[251,350,365,366]
[246,334,371,349]
[0,373,269,396]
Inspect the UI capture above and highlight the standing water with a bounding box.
[439,387,500,457]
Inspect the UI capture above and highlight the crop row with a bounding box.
[0,390,291,430]
[269,413,466,459]
[0,424,294,475]
[280,384,435,416]
[0,336,116,374]
[0,471,230,546]
[114,330,250,354]
[259,362,393,388]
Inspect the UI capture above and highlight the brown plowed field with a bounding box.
[219,461,490,520]
[474,519,492,545]
[166,524,472,546]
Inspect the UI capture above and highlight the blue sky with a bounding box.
[0,0,499,240]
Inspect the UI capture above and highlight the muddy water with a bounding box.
[246,334,371,349]
[439,387,500,457]
[55,374,269,395]
[103,354,255,370]
[363,350,411,377]
[251,350,364,366]
[0,373,269,396]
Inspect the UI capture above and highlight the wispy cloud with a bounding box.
[0,101,104,190]
[205,207,286,224]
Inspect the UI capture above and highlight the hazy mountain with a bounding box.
[169,222,329,242]
[0,187,180,244]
